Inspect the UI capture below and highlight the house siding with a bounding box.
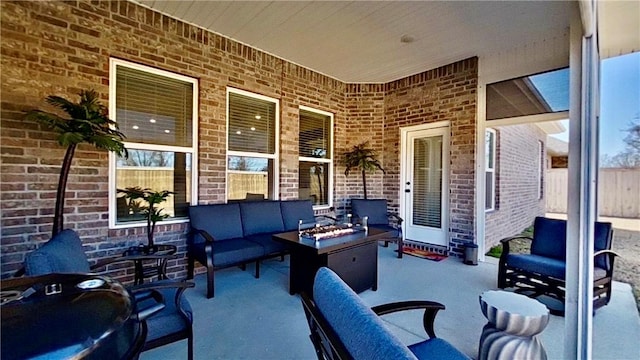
[484,124,547,250]
[0,0,477,279]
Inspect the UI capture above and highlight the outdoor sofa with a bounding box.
[188,199,330,298]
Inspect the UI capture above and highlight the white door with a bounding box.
[401,125,449,247]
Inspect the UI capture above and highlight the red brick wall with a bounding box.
[383,60,478,255]
[484,124,547,249]
[0,0,478,279]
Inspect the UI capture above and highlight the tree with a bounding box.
[25,90,127,237]
[601,116,640,168]
[343,141,385,199]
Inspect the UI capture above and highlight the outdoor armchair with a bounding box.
[350,199,404,258]
[301,267,469,360]
[18,229,195,359]
[497,217,617,315]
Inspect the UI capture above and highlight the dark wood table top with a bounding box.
[273,227,390,254]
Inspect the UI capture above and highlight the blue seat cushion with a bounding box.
[313,268,417,360]
[280,200,316,231]
[408,338,469,360]
[351,199,389,225]
[530,217,567,260]
[239,201,285,236]
[189,204,244,242]
[190,239,264,267]
[245,234,288,255]
[24,229,90,276]
[139,281,193,343]
[507,254,566,280]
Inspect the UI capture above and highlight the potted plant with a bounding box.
[117,187,174,250]
[343,141,385,199]
[25,90,127,237]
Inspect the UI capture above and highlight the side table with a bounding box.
[124,244,177,285]
[478,290,550,360]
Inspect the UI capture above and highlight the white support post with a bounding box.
[566,1,600,359]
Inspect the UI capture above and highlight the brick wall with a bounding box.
[1,0,479,279]
[383,60,478,255]
[485,124,547,249]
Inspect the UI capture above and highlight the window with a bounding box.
[227,88,279,201]
[485,129,496,211]
[109,59,198,227]
[298,106,333,207]
[538,140,544,200]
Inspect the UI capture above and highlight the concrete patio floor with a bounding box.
[141,245,640,360]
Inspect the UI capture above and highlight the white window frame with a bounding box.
[485,128,497,211]
[225,88,280,201]
[108,58,199,229]
[298,105,334,209]
[538,140,544,200]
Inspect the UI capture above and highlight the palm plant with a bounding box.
[25,90,127,237]
[343,141,385,199]
[117,187,174,249]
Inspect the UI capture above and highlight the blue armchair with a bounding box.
[350,199,404,258]
[498,217,617,315]
[20,229,195,360]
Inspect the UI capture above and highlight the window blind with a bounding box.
[299,109,331,159]
[228,92,276,154]
[115,65,193,147]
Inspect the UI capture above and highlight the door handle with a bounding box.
[405,189,410,193]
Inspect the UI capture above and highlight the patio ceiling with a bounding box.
[134,1,638,84]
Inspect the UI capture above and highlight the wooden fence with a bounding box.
[546,168,640,218]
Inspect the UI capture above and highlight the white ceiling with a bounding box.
[135,1,639,83]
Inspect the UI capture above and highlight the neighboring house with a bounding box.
[484,123,550,250]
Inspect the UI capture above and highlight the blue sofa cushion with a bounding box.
[280,200,316,231]
[240,201,285,236]
[507,254,566,280]
[531,217,567,260]
[24,229,90,276]
[351,199,389,225]
[189,204,244,242]
[408,338,469,360]
[245,234,288,255]
[191,239,264,267]
[313,268,417,360]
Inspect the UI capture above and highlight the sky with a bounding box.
[550,52,640,157]
[599,52,640,157]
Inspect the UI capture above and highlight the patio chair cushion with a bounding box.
[351,199,389,225]
[280,199,316,231]
[506,254,608,281]
[408,338,469,360]
[594,221,613,270]
[24,229,91,276]
[530,217,567,260]
[140,282,193,344]
[506,254,566,280]
[240,201,285,236]
[189,203,244,241]
[313,267,417,360]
